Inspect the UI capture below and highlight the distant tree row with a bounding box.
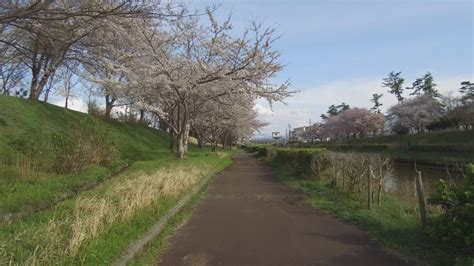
[0,1,292,158]
[305,73,473,141]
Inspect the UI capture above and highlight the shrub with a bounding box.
[408,144,474,153]
[270,148,393,204]
[391,121,410,135]
[272,148,326,178]
[87,101,105,117]
[334,144,389,151]
[243,145,269,155]
[428,164,474,254]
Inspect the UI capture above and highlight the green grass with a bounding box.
[341,130,474,145]
[128,160,222,266]
[305,131,474,164]
[270,161,472,266]
[0,95,169,215]
[0,150,233,265]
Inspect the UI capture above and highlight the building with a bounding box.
[291,126,308,142]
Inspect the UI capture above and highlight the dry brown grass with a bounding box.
[2,162,216,265]
[67,165,207,255]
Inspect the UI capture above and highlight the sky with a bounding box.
[189,0,473,138]
[53,0,473,138]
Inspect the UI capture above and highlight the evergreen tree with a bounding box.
[337,102,350,113]
[382,71,405,102]
[370,93,383,113]
[408,72,440,98]
[459,81,474,102]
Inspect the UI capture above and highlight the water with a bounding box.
[384,163,464,202]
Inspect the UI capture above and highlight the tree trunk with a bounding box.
[43,88,50,103]
[169,131,176,152]
[105,104,113,118]
[139,109,145,122]
[178,133,186,159]
[182,122,190,157]
[65,95,69,109]
[377,181,383,205]
[368,166,373,210]
[105,94,115,119]
[197,138,204,149]
[29,70,54,100]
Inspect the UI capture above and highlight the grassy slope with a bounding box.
[0,95,170,214]
[0,95,234,264]
[341,130,474,145]
[316,131,474,164]
[0,151,232,265]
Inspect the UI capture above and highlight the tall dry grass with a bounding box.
[2,162,215,265]
[68,166,206,254]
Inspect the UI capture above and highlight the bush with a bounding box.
[333,144,389,151]
[87,101,105,117]
[428,164,474,254]
[392,121,410,135]
[272,148,326,178]
[243,145,269,155]
[9,118,117,174]
[408,144,474,153]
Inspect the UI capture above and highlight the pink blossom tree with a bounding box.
[387,94,442,133]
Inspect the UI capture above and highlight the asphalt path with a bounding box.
[159,152,407,266]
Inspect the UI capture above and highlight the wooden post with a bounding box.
[415,170,427,228]
[368,166,372,210]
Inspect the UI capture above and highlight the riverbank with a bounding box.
[247,146,473,266]
[292,130,474,166]
[268,159,472,266]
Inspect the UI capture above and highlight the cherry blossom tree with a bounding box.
[192,94,266,150]
[128,9,291,158]
[387,94,442,133]
[321,108,384,139]
[302,123,324,142]
[0,1,160,100]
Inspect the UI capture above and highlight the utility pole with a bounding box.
[288,124,292,142]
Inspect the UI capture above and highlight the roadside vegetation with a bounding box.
[0,95,235,264]
[0,95,169,217]
[300,130,474,164]
[1,0,288,263]
[0,152,232,265]
[247,146,473,265]
[291,72,473,165]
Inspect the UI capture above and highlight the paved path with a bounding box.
[159,152,407,266]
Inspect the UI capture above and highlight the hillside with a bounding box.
[0,95,170,161]
[0,95,171,215]
[0,95,233,265]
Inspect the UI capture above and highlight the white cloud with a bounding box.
[254,103,274,116]
[255,74,471,137]
[51,97,88,113]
